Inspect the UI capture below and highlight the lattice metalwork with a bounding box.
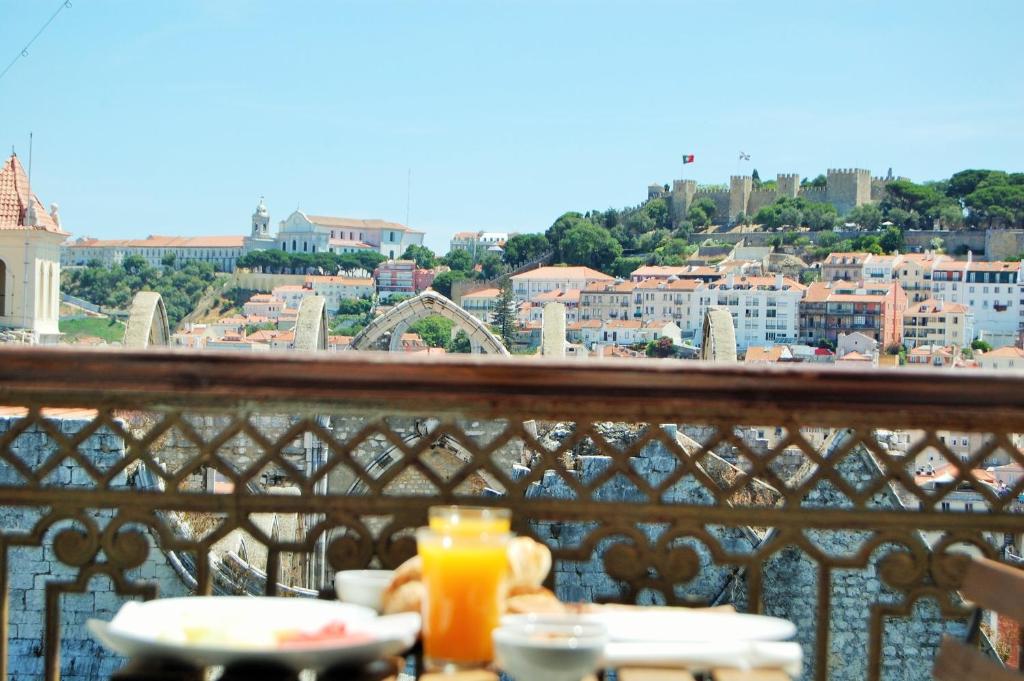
[0,348,1022,681]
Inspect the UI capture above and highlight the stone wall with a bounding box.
[1,415,191,681]
[229,271,307,292]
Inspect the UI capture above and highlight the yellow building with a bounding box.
[903,298,971,348]
[895,253,951,303]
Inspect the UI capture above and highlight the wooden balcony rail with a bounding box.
[0,346,1021,681]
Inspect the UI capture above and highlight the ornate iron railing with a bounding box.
[0,347,1022,681]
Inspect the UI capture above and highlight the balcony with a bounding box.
[0,347,1022,681]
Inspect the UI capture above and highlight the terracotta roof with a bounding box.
[908,299,969,314]
[68,235,243,248]
[510,266,613,281]
[838,351,872,362]
[707,276,804,291]
[824,252,870,265]
[914,464,996,487]
[575,320,602,329]
[804,281,894,303]
[329,335,353,346]
[272,285,307,292]
[980,346,1024,359]
[643,319,676,330]
[605,320,642,329]
[305,214,413,232]
[0,154,66,234]
[583,280,635,293]
[305,276,373,286]
[328,238,375,248]
[745,346,787,362]
[635,278,704,291]
[461,288,501,299]
[967,260,1020,272]
[534,289,581,303]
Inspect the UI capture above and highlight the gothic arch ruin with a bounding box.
[123,291,170,348]
[348,291,509,354]
[293,295,328,351]
[700,306,737,363]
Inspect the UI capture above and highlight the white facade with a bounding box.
[62,235,245,272]
[305,276,374,313]
[510,266,613,302]
[275,211,424,259]
[703,274,804,351]
[632,278,707,338]
[0,153,66,343]
[931,257,1021,346]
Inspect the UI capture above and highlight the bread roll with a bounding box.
[381,580,424,615]
[505,588,564,615]
[506,536,552,590]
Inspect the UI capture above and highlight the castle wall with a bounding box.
[729,176,753,222]
[693,190,730,225]
[747,190,779,216]
[777,174,801,199]
[826,169,871,215]
[670,180,697,226]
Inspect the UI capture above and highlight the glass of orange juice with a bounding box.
[416,525,511,670]
[428,505,511,535]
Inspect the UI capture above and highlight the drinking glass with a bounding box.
[428,505,511,535]
[416,526,511,670]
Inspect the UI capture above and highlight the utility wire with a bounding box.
[0,0,74,84]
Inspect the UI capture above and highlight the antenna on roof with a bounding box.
[406,168,412,226]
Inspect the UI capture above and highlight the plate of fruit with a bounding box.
[87,596,420,671]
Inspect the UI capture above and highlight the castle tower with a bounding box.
[669,180,697,226]
[826,168,871,215]
[252,196,270,237]
[729,176,753,222]
[777,174,800,199]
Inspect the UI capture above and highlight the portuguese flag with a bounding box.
[682,154,695,164]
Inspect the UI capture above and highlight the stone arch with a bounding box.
[700,306,737,362]
[293,295,328,352]
[123,291,170,348]
[0,257,6,316]
[348,291,509,355]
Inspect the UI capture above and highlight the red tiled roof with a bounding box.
[510,266,613,281]
[306,215,414,232]
[0,154,66,234]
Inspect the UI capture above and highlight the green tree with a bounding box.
[846,203,884,231]
[653,239,697,265]
[502,233,550,266]
[402,244,437,269]
[491,277,516,348]
[688,197,717,226]
[441,249,473,272]
[879,226,905,254]
[610,256,644,279]
[643,198,672,230]
[429,270,466,299]
[558,222,622,270]
[971,339,992,352]
[407,315,454,348]
[446,330,472,353]
[479,253,504,280]
[645,336,676,358]
[161,252,177,269]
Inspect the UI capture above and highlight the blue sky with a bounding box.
[2,0,1022,253]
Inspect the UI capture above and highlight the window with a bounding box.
[964,502,974,512]
[940,502,951,511]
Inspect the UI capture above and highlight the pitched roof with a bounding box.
[68,235,244,248]
[510,266,613,281]
[0,154,66,234]
[907,298,969,314]
[305,215,414,232]
[745,346,789,362]
[838,351,872,362]
[305,275,373,286]
[980,346,1024,359]
[583,280,635,293]
[461,288,501,299]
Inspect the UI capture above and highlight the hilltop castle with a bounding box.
[648,168,901,226]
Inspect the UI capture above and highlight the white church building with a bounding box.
[0,153,67,344]
[273,210,425,259]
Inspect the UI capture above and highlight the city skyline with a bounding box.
[2,0,1022,253]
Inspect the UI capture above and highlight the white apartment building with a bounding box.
[977,346,1024,371]
[243,294,285,320]
[703,274,804,351]
[449,231,511,258]
[581,319,682,348]
[305,276,374,313]
[460,287,501,323]
[509,266,613,302]
[271,284,312,310]
[931,257,1021,346]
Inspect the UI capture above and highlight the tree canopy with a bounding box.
[402,244,437,269]
[502,233,550,266]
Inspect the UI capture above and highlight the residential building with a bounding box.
[274,211,424,259]
[629,262,756,284]
[460,288,501,323]
[822,253,871,282]
[579,280,636,322]
[0,152,66,342]
[895,253,951,303]
[632,278,707,339]
[744,345,795,363]
[931,257,1021,346]
[836,331,879,358]
[62,235,245,272]
[977,346,1024,371]
[836,351,877,367]
[271,284,312,311]
[800,280,907,349]
[903,299,971,348]
[374,260,435,300]
[449,231,511,259]
[581,319,681,348]
[906,345,959,369]
[243,294,285,320]
[703,274,804,351]
[170,324,209,350]
[531,289,580,323]
[509,266,613,302]
[305,275,374,313]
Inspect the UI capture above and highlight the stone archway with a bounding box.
[348,291,508,355]
[293,296,328,351]
[700,306,737,363]
[123,291,170,348]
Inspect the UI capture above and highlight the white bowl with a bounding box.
[493,619,607,681]
[334,570,394,613]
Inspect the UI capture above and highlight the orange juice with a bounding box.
[417,528,510,668]
[428,505,511,535]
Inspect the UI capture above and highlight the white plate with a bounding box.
[86,596,420,671]
[504,610,795,644]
